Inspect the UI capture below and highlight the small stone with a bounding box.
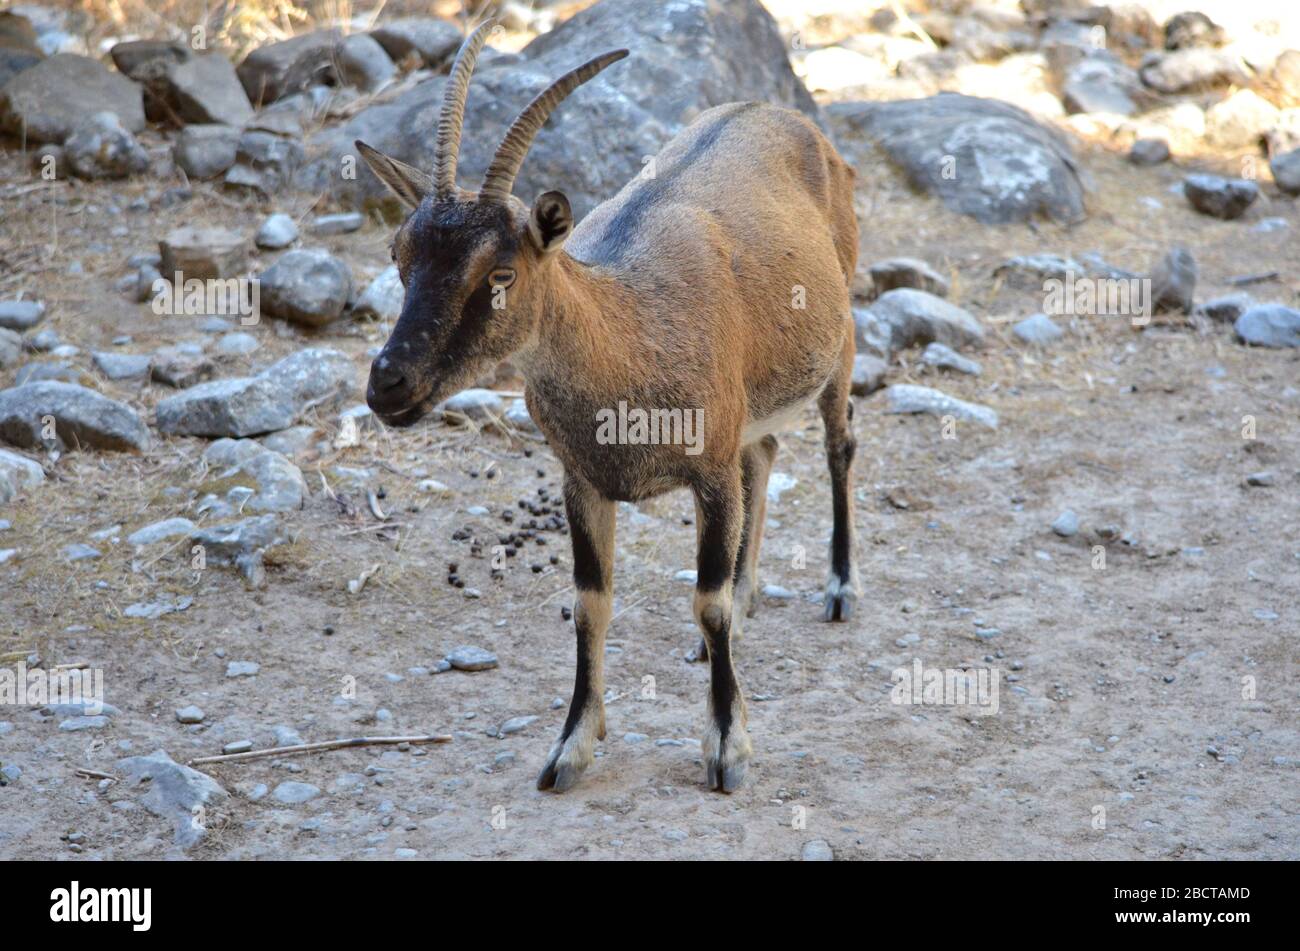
[92,351,152,381]
[258,249,352,327]
[1128,138,1170,165]
[1183,174,1258,220]
[127,517,196,546]
[1012,312,1064,346]
[850,353,887,396]
[63,111,149,180]
[0,299,46,331]
[225,660,260,678]
[1245,472,1275,487]
[353,265,403,321]
[255,213,299,250]
[272,780,320,804]
[446,646,498,672]
[1235,305,1300,349]
[869,257,949,298]
[309,212,365,236]
[802,839,834,861]
[62,543,100,562]
[223,740,253,755]
[1051,510,1080,537]
[175,705,205,724]
[60,715,110,731]
[499,715,538,735]
[921,341,981,375]
[885,384,998,429]
[174,124,241,179]
[159,226,249,282]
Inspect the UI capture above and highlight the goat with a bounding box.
[356,21,860,793]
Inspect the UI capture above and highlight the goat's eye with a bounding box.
[488,267,516,288]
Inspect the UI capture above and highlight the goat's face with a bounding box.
[352,28,624,425]
[366,192,571,426]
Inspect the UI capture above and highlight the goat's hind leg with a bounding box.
[687,435,776,662]
[819,333,861,622]
[537,474,615,792]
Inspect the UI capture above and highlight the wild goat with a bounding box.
[357,22,860,793]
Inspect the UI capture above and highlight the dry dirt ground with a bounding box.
[0,124,1297,860]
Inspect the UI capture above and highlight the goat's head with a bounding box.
[355,21,627,425]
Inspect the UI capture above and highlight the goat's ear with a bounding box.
[355,139,431,209]
[527,190,573,254]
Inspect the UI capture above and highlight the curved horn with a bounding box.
[432,19,496,195]
[478,49,628,204]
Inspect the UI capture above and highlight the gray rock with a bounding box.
[63,111,149,180]
[159,226,249,282]
[174,124,241,180]
[0,53,144,143]
[1149,247,1197,313]
[201,439,306,512]
[213,332,260,358]
[1012,313,1064,346]
[868,257,949,298]
[438,388,506,424]
[1139,49,1248,94]
[0,381,149,452]
[504,398,538,433]
[446,645,498,671]
[255,213,299,250]
[885,384,998,429]
[92,351,152,381]
[15,362,80,385]
[272,780,320,804]
[298,0,819,215]
[0,447,44,503]
[1245,471,1274,487]
[237,30,341,105]
[165,53,252,126]
[1183,174,1258,220]
[225,660,260,677]
[259,249,352,327]
[369,18,463,68]
[223,740,253,755]
[60,715,108,731]
[1194,294,1253,324]
[860,289,984,356]
[0,328,21,369]
[499,715,538,735]
[273,725,304,747]
[1062,51,1139,116]
[1271,148,1300,196]
[155,347,353,437]
[337,33,396,92]
[116,749,227,849]
[921,341,981,375]
[0,46,41,91]
[259,425,317,457]
[195,516,287,580]
[224,130,304,197]
[827,93,1085,225]
[1128,138,1170,166]
[1052,510,1079,537]
[175,705,205,724]
[802,839,833,861]
[994,253,1084,289]
[0,763,20,785]
[309,212,365,236]
[127,517,195,546]
[353,265,403,321]
[1235,305,1300,349]
[123,595,193,619]
[0,299,46,332]
[62,542,100,561]
[151,343,214,389]
[850,353,888,396]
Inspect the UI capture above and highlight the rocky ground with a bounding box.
[0,0,1297,860]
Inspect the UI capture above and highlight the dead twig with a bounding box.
[189,734,452,766]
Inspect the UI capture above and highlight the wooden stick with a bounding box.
[74,768,115,781]
[188,734,452,766]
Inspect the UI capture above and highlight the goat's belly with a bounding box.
[741,393,817,445]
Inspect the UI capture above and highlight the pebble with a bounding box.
[445,646,498,671]
[226,661,260,678]
[1051,510,1079,537]
[272,781,320,804]
[60,716,110,731]
[1245,471,1274,487]
[498,715,538,735]
[175,705,205,724]
[801,840,834,861]
[223,740,254,755]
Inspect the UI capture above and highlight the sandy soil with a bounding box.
[0,115,1298,860]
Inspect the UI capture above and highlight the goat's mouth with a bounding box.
[374,400,433,428]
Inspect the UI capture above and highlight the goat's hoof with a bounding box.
[822,579,858,622]
[703,725,751,793]
[705,754,748,793]
[685,637,709,662]
[535,728,597,793]
[536,757,585,793]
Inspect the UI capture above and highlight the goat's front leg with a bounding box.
[537,473,615,793]
[692,467,752,792]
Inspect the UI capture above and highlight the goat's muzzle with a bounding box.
[367,352,432,427]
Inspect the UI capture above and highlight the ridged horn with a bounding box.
[478,49,628,204]
[432,19,496,195]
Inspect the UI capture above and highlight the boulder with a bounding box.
[236,30,341,105]
[0,53,144,143]
[1183,174,1258,220]
[174,124,240,179]
[155,347,353,437]
[1235,305,1300,348]
[165,53,253,126]
[297,0,819,216]
[369,18,463,68]
[859,288,985,355]
[0,381,150,452]
[353,265,403,321]
[1061,51,1140,116]
[336,33,396,92]
[1139,49,1249,94]
[258,249,353,327]
[159,226,249,281]
[0,447,43,503]
[223,129,304,197]
[202,439,306,512]
[63,111,149,180]
[116,750,227,850]
[0,299,45,332]
[826,93,1086,225]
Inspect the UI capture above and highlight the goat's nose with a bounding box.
[370,356,406,393]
